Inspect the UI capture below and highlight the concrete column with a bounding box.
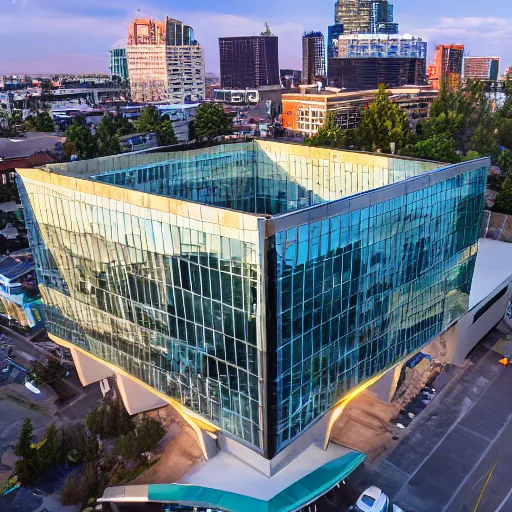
[71,347,114,386]
[115,373,167,416]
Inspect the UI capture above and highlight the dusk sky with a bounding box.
[1,0,511,75]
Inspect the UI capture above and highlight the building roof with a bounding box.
[100,446,364,512]
[0,132,64,160]
[0,256,34,285]
[469,238,512,309]
[26,140,486,220]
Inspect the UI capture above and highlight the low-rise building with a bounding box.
[281,85,437,136]
[0,253,44,330]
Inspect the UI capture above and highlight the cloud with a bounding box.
[0,0,320,74]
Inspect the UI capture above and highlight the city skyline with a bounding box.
[0,0,511,75]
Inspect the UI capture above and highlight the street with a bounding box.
[347,329,512,512]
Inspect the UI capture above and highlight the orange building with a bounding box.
[282,85,437,136]
[429,44,464,90]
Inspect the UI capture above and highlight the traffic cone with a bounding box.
[499,357,509,366]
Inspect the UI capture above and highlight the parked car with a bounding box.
[349,486,405,512]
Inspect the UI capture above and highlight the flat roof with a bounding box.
[100,443,365,512]
[32,140,457,218]
[469,238,512,309]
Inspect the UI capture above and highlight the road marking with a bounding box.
[394,362,503,503]
[495,485,512,511]
[443,398,512,510]
[472,454,502,512]
[456,424,493,443]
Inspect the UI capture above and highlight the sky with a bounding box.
[0,0,511,75]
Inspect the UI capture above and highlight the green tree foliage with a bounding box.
[14,419,63,484]
[469,125,499,161]
[495,171,512,214]
[192,103,233,141]
[356,84,410,153]
[61,422,99,463]
[113,115,134,137]
[32,359,66,386]
[497,118,512,149]
[25,111,55,132]
[135,107,177,146]
[86,395,135,439]
[116,416,165,461]
[156,117,177,146]
[96,114,121,157]
[0,181,19,203]
[135,106,161,134]
[115,431,139,460]
[38,423,62,469]
[402,134,461,164]
[15,417,33,459]
[304,112,346,149]
[404,80,500,163]
[136,417,165,453]
[0,110,26,137]
[65,120,98,160]
[61,462,106,506]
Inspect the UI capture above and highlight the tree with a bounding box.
[61,422,98,463]
[26,111,55,132]
[115,416,164,461]
[96,114,121,157]
[61,462,106,506]
[62,140,77,160]
[356,84,410,153]
[65,120,98,160]
[156,117,177,146]
[38,423,62,469]
[136,416,165,453]
[115,431,139,460]
[495,171,512,214]
[14,418,41,485]
[402,134,460,164]
[15,417,33,459]
[193,103,233,141]
[468,125,499,162]
[497,118,512,150]
[136,106,162,134]
[135,107,177,146]
[32,359,66,386]
[304,112,346,149]
[86,395,134,439]
[113,115,134,137]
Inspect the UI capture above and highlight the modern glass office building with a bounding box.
[17,141,487,459]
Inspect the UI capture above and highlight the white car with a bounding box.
[349,486,405,512]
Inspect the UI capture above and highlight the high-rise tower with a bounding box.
[334,0,397,35]
[219,24,280,89]
[126,16,205,103]
[302,32,326,84]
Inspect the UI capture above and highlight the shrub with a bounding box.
[60,462,105,506]
[61,422,99,463]
[115,417,165,461]
[86,395,134,439]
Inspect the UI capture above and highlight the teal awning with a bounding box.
[148,451,365,512]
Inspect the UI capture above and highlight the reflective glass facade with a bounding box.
[17,141,488,458]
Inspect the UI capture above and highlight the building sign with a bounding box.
[214,89,260,104]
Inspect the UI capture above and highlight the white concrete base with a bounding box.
[71,347,114,386]
[116,373,168,416]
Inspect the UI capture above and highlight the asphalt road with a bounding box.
[349,329,512,512]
